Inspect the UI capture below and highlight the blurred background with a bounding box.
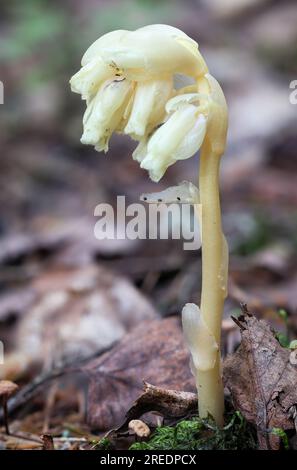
[0,0,297,437]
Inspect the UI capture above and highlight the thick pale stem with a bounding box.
[197,138,225,427]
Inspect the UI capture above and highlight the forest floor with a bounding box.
[0,0,297,450]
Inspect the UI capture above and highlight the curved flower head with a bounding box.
[81,25,207,80]
[70,25,227,181]
[134,94,207,182]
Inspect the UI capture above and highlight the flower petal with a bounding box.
[125,78,172,138]
[70,57,114,102]
[137,24,197,44]
[147,104,198,157]
[132,139,148,163]
[139,104,204,181]
[173,114,207,160]
[81,30,129,66]
[140,154,168,182]
[99,25,207,80]
[166,93,202,113]
[81,78,133,151]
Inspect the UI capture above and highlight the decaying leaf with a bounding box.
[125,382,197,424]
[84,317,195,430]
[0,231,67,266]
[229,274,297,314]
[224,309,297,449]
[0,264,156,380]
[0,289,37,323]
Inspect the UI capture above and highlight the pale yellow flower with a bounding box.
[124,78,173,139]
[70,57,114,102]
[70,24,215,179]
[81,77,134,152]
[133,93,207,182]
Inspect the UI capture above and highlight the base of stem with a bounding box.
[196,357,224,428]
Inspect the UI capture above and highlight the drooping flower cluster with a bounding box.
[70,24,214,182]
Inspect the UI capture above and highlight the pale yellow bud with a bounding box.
[132,139,147,163]
[139,104,207,181]
[125,78,173,139]
[81,78,133,152]
[147,105,198,157]
[70,57,113,102]
[173,114,207,160]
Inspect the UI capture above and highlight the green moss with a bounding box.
[274,309,297,349]
[94,437,112,450]
[129,412,257,450]
[275,332,290,348]
[271,428,289,450]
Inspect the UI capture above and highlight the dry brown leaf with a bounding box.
[0,264,157,380]
[124,382,197,425]
[4,439,42,450]
[84,317,195,431]
[0,231,67,266]
[224,309,297,449]
[0,289,37,322]
[228,280,297,325]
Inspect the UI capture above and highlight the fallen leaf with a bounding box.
[224,309,297,449]
[229,275,297,314]
[0,264,157,380]
[0,231,66,266]
[124,382,197,425]
[0,289,37,322]
[84,317,195,430]
[4,438,42,450]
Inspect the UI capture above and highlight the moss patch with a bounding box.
[94,437,113,450]
[129,412,257,450]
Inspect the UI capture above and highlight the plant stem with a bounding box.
[197,137,226,427]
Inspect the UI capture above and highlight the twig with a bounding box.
[0,344,115,423]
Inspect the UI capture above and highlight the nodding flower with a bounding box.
[70,24,215,179]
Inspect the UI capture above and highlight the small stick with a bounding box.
[0,346,114,424]
[0,381,19,435]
